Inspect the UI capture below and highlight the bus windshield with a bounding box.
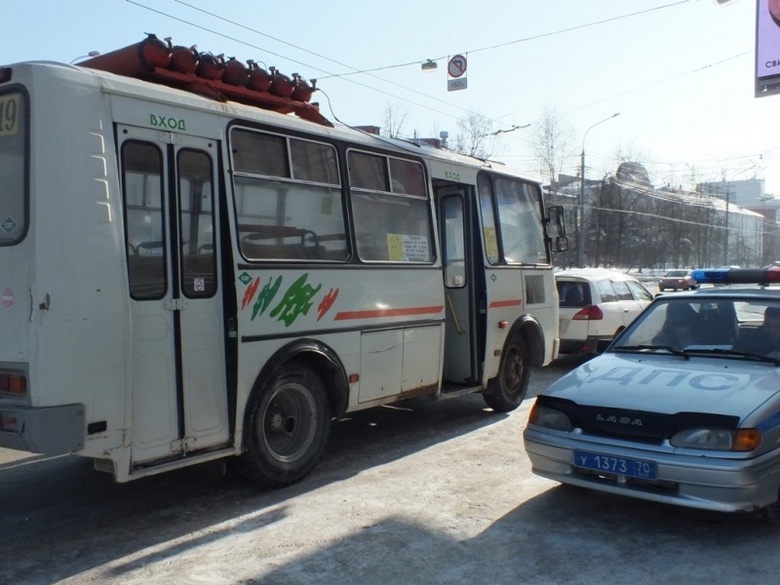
[478,173,548,265]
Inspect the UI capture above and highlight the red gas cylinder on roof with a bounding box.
[290,74,316,103]
[167,39,199,74]
[140,33,173,69]
[223,57,249,86]
[246,60,273,92]
[196,52,225,81]
[268,67,295,97]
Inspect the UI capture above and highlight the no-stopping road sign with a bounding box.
[447,54,467,78]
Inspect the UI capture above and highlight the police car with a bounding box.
[524,268,780,523]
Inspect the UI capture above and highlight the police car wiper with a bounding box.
[683,347,780,366]
[612,345,690,359]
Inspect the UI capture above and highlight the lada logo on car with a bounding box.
[596,414,643,426]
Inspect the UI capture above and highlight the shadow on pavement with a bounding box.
[251,484,776,585]
[0,393,509,584]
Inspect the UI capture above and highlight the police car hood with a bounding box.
[544,353,780,420]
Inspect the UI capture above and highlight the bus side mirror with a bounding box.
[547,205,566,237]
[552,235,569,253]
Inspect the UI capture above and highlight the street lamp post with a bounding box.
[724,185,731,266]
[719,165,756,266]
[578,113,620,267]
[759,194,775,265]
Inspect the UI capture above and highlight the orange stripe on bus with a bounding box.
[488,299,523,308]
[334,305,444,321]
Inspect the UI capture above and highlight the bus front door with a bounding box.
[119,126,230,467]
[437,185,485,387]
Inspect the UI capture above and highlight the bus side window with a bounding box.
[477,175,500,264]
[178,149,217,298]
[231,128,348,262]
[441,196,466,287]
[348,150,433,263]
[122,141,167,300]
[234,179,347,261]
[351,191,432,262]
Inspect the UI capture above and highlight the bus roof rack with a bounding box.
[78,33,332,127]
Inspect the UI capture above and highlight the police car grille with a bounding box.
[537,395,739,443]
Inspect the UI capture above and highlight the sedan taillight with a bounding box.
[573,305,603,320]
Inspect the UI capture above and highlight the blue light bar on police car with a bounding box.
[691,267,780,285]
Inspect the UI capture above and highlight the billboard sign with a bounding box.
[756,0,780,96]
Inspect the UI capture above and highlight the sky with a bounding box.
[3,0,777,197]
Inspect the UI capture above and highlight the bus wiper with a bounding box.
[611,344,689,359]
[684,347,780,366]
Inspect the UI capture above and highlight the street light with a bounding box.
[719,165,758,266]
[578,113,620,267]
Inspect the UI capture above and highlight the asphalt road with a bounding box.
[3,355,779,585]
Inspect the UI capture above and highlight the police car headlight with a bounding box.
[670,428,761,451]
[529,403,572,431]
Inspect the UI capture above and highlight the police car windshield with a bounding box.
[610,297,780,364]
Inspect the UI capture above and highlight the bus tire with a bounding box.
[483,340,529,413]
[233,363,330,488]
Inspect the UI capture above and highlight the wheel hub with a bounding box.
[261,383,318,462]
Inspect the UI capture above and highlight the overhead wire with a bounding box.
[127,0,515,127]
[123,0,472,126]
[316,0,695,79]
[563,176,765,237]
[561,51,751,117]
[125,0,759,182]
[126,0,703,136]
[584,204,755,234]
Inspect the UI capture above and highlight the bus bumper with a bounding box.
[0,403,85,454]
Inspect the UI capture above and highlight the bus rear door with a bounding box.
[119,126,230,468]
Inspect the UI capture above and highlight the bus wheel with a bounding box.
[483,340,529,413]
[234,364,330,488]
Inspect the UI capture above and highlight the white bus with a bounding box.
[0,35,567,486]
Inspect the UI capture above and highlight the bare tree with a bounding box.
[531,105,576,187]
[453,111,497,159]
[382,102,409,139]
[610,140,653,179]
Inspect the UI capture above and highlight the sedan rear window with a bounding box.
[558,281,591,307]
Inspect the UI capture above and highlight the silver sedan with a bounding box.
[524,268,780,522]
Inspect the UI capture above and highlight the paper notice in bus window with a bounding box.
[387,234,430,262]
[0,94,21,137]
[484,227,499,262]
